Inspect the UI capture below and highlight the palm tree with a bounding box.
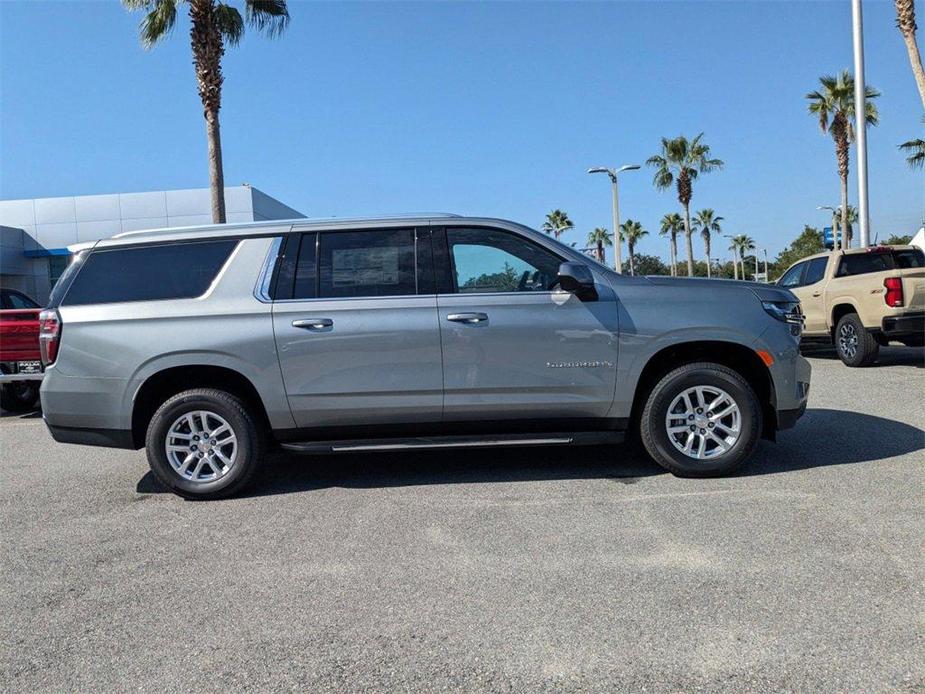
[807,70,880,250]
[896,0,925,108]
[123,0,290,224]
[692,209,724,278]
[619,219,648,276]
[835,205,858,246]
[659,212,683,277]
[586,228,612,263]
[647,134,724,276]
[730,234,756,280]
[542,209,574,239]
[900,137,925,169]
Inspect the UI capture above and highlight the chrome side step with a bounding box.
[278,431,622,454]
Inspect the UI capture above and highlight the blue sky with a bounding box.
[1,0,922,261]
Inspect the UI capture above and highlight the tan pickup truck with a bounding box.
[777,245,924,366]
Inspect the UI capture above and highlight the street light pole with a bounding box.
[589,164,640,274]
[852,0,871,247]
[723,234,737,280]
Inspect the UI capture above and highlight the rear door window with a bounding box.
[836,252,895,277]
[803,257,829,285]
[61,239,237,306]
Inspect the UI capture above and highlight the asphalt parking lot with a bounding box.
[1,346,923,692]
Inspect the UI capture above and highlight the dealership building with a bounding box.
[0,185,304,303]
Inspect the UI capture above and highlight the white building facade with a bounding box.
[0,185,303,303]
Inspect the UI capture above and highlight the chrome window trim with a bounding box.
[254,236,284,304]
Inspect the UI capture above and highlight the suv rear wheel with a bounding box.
[640,362,762,477]
[834,312,878,367]
[145,388,263,500]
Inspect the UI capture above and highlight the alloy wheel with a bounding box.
[664,386,741,460]
[165,410,238,483]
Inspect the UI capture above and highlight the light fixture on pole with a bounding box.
[588,164,640,274]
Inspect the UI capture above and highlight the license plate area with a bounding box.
[17,360,43,375]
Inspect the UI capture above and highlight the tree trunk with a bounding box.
[896,0,925,109]
[704,235,712,278]
[670,234,678,276]
[834,119,850,251]
[190,0,226,224]
[732,249,739,280]
[596,240,604,263]
[629,243,635,276]
[683,204,694,276]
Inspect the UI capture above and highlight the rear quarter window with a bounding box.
[61,239,238,306]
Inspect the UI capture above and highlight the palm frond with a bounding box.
[899,138,925,170]
[214,3,245,45]
[137,0,178,48]
[245,0,290,38]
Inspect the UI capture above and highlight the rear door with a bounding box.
[433,226,618,423]
[271,227,443,430]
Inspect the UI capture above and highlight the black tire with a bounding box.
[1,381,40,413]
[639,362,762,478]
[145,388,263,500]
[834,313,879,367]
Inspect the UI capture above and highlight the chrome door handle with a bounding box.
[292,318,333,330]
[446,312,489,323]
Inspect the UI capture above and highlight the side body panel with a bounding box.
[272,295,443,428]
[41,237,295,432]
[437,288,619,420]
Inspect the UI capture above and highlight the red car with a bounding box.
[0,288,43,412]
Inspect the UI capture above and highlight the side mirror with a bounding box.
[557,262,598,300]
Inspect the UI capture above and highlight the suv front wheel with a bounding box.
[640,363,762,477]
[145,388,263,500]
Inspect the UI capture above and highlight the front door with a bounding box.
[798,256,831,334]
[434,226,619,422]
[272,228,443,429]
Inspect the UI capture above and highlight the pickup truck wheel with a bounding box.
[145,388,263,500]
[1,382,40,412]
[639,363,761,477]
[834,313,878,367]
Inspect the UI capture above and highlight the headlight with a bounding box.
[762,301,803,336]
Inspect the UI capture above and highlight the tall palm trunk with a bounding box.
[596,240,604,263]
[628,242,636,276]
[896,0,925,109]
[833,114,850,251]
[190,0,227,224]
[704,235,712,278]
[677,170,694,276]
[671,233,678,277]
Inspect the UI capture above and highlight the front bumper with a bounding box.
[881,312,924,338]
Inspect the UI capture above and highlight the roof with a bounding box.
[71,214,535,252]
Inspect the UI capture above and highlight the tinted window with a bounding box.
[804,257,828,285]
[288,233,318,300]
[62,240,237,306]
[837,252,895,277]
[1,289,39,309]
[446,228,562,293]
[894,248,924,269]
[777,262,806,288]
[319,229,416,298]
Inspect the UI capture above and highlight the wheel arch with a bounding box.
[131,365,272,449]
[628,340,777,440]
[830,301,861,337]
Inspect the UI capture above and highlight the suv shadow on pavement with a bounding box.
[136,408,924,499]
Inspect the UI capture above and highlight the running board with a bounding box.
[279,431,622,454]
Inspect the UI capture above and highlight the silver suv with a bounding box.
[39,216,810,499]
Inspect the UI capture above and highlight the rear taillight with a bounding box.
[883,277,904,308]
[39,309,61,366]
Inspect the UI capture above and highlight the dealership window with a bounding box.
[48,255,69,290]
